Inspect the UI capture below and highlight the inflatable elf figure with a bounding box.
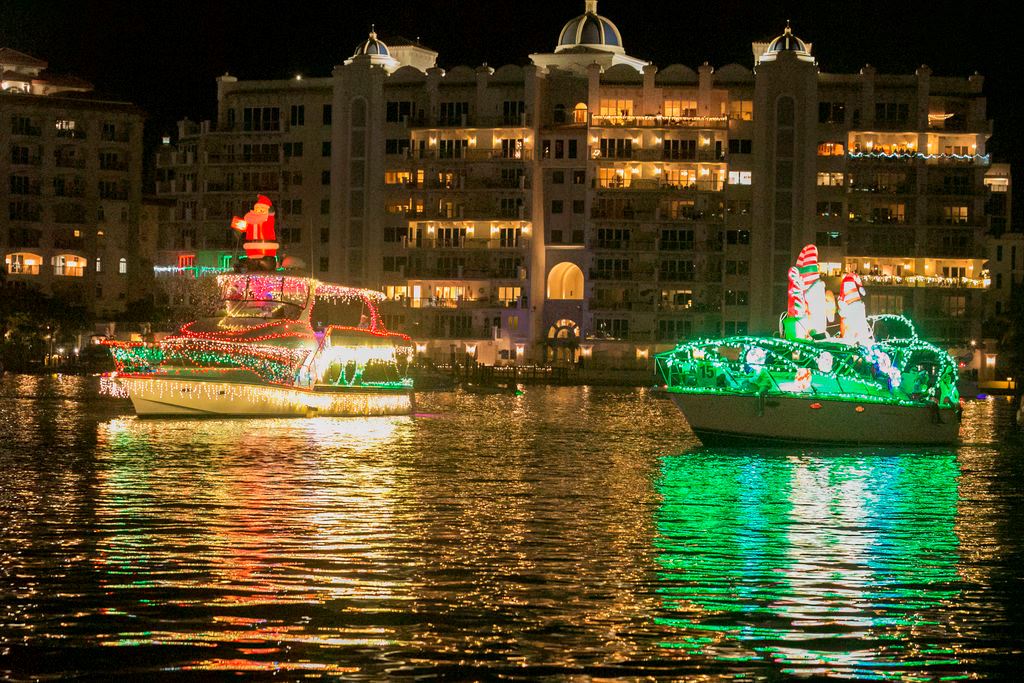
[796,244,828,339]
[231,195,279,269]
[838,272,873,344]
[784,267,810,340]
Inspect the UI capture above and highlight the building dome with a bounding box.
[758,22,814,63]
[353,29,390,58]
[556,0,624,54]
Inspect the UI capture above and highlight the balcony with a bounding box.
[657,240,697,251]
[849,181,915,194]
[590,114,728,129]
[6,264,40,275]
[589,238,656,250]
[925,184,983,196]
[55,158,86,169]
[390,296,526,310]
[399,237,528,250]
[56,129,88,140]
[101,130,132,143]
[658,270,697,283]
[4,252,42,276]
[590,207,654,221]
[589,299,656,312]
[11,123,42,136]
[207,153,280,164]
[404,113,533,129]
[847,213,912,226]
[54,265,85,277]
[402,265,494,279]
[848,150,989,166]
[590,265,654,281]
[411,148,533,162]
[859,274,987,289]
[99,160,130,172]
[10,183,42,196]
[55,186,86,198]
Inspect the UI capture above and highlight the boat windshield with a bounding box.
[221,276,309,319]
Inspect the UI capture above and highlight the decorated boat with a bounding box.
[101,196,414,418]
[655,245,961,446]
[102,273,414,417]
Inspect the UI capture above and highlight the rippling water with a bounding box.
[1,374,1022,679]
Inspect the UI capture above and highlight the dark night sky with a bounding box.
[4,0,1022,214]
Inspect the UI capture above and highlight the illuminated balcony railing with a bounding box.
[591,114,729,129]
[411,149,533,162]
[848,151,989,165]
[859,274,987,289]
[387,296,526,310]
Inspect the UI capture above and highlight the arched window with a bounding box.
[119,257,127,274]
[53,254,86,277]
[95,256,102,273]
[553,104,566,124]
[573,102,588,124]
[4,252,43,275]
[547,262,585,300]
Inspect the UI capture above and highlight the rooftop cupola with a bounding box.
[756,22,815,64]
[556,0,624,54]
[345,26,400,72]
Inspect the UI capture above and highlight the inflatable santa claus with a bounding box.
[231,195,279,264]
[838,272,873,344]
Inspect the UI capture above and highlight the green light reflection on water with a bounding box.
[653,447,963,678]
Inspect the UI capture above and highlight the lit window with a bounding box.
[95,256,102,273]
[119,257,127,274]
[728,171,752,185]
[663,99,697,117]
[728,100,753,121]
[598,99,634,116]
[816,172,844,187]
[817,142,845,156]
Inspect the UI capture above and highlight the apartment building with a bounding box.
[153,2,1007,365]
[1,48,148,317]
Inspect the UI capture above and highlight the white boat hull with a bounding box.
[669,392,959,446]
[109,376,413,418]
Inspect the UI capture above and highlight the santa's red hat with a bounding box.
[255,195,273,208]
[840,272,865,304]
[796,244,819,287]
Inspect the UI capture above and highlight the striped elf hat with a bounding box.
[796,244,819,287]
[787,267,806,316]
[840,272,864,304]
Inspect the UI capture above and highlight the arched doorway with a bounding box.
[547,262,584,300]
[546,318,580,364]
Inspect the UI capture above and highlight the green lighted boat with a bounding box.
[655,315,961,446]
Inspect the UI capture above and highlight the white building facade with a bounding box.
[1,48,149,317]
[153,3,1008,365]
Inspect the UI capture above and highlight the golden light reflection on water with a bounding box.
[2,376,1022,678]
